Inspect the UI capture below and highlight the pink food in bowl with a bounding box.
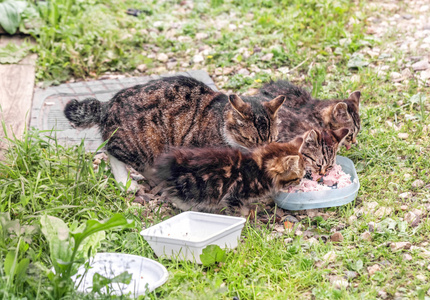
[285,163,352,193]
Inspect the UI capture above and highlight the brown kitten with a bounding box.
[154,137,305,216]
[64,76,285,190]
[259,80,361,149]
[277,106,350,175]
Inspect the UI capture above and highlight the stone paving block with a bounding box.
[31,71,218,152]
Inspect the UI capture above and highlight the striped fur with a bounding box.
[155,137,305,216]
[259,80,361,150]
[64,76,285,175]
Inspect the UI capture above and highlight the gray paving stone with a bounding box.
[31,70,218,152]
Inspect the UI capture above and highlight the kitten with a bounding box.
[64,76,286,190]
[277,106,350,175]
[154,137,305,216]
[258,80,361,150]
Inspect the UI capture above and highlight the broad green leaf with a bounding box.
[40,215,72,273]
[200,245,227,267]
[74,223,105,261]
[4,250,16,277]
[91,271,132,294]
[71,214,135,249]
[0,1,26,35]
[15,257,30,282]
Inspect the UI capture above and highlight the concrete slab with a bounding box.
[30,70,218,151]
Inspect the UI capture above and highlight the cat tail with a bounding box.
[64,98,102,128]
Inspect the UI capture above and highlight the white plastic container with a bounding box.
[140,211,246,264]
[71,253,168,296]
[275,156,360,210]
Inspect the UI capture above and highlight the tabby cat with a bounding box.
[155,136,306,216]
[237,93,350,175]
[276,106,350,175]
[258,80,361,150]
[64,76,286,190]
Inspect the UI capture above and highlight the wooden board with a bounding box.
[0,35,37,158]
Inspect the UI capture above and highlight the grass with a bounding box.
[1,0,430,299]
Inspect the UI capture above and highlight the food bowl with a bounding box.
[140,211,246,264]
[71,253,168,296]
[275,156,360,210]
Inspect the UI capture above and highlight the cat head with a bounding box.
[299,128,350,175]
[258,137,306,190]
[224,94,286,150]
[322,91,361,150]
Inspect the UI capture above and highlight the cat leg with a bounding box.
[108,154,139,192]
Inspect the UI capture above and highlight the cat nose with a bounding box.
[352,137,357,144]
[319,168,326,176]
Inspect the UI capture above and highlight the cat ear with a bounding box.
[303,129,319,146]
[264,95,286,116]
[348,91,361,105]
[282,155,301,173]
[332,128,350,143]
[289,136,304,151]
[333,102,351,123]
[229,94,251,119]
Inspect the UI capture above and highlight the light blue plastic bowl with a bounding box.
[275,156,360,211]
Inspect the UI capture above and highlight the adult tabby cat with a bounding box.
[64,76,286,190]
[258,80,361,150]
[155,136,306,216]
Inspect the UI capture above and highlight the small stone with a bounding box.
[368,222,375,232]
[331,232,344,242]
[401,68,412,78]
[195,32,209,40]
[402,14,413,20]
[412,59,429,71]
[166,61,177,70]
[400,205,408,211]
[361,231,372,241]
[398,133,409,139]
[348,215,357,225]
[323,250,337,263]
[331,277,349,289]
[274,224,285,233]
[307,209,318,218]
[157,53,169,62]
[344,271,358,279]
[378,290,388,299]
[375,207,392,218]
[412,209,423,217]
[192,54,204,63]
[307,237,319,246]
[390,242,412,251]
[284,215,299,223]
[416,274,426,281]
[367,264,381,276]
[412,179,425,188]
[404,212,417,223]
[237,68,250,76]
[261,53,274,61]
[403,253,413,261]
[390,72,402,79]
[284,238,293,244]
[399,192,411,199]
[93,158,101,165]
[295,230,303,236]
[137,64,147,72]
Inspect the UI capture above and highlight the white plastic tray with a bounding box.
[71,253,168,296]
[140,211,246,264]
[275,156,360,210]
